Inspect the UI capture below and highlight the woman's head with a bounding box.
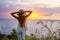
[18,9,24,16]
[19,9,24,13]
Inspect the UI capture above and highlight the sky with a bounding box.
[0,0,60,20]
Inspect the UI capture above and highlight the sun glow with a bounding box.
[28,11,41,19]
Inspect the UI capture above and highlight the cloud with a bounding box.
[0,0,60,20]
[0,0,60,8]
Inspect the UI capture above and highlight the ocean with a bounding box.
[0,19,38,35]
[0,19,60,37]
[0,19,37,35]
[0,19,18,34]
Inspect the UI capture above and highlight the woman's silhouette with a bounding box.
[11,9,32,40]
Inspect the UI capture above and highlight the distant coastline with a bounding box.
[0,18,60,21]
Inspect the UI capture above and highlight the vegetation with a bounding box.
[0,29,37,40]
[0,29,59,40]
[0,29,18,40]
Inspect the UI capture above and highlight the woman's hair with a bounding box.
[18,9,24,16]
[18,9,24,13]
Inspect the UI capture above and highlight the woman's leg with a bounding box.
[22,29,25,40]
[16,27,22,40]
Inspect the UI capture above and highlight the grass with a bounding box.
[0,29,58,40]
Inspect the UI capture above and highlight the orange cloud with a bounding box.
[28,11,42,19]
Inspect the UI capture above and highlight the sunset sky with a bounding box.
[0,0,60,20]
